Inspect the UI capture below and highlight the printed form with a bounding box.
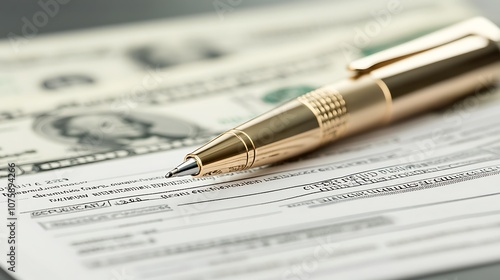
[3,87,500,280]
[0,0,499,279]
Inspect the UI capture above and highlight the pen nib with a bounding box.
[165,158,200,179]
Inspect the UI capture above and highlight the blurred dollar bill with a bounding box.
[0,0,476,177]
[0,0,474,98]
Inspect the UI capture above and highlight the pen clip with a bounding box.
[348,17,500,77]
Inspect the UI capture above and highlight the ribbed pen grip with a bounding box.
[297,86,348,143]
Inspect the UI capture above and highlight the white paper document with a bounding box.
[4,86,500,280]
[1,0,500,279]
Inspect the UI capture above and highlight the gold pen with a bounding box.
[166,17,500,178]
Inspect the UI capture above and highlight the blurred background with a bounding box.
[0,0,498,37]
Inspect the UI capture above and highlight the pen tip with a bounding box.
[165,158,200,179]
[165,168,179,178]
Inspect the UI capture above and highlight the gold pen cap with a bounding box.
[350,17,500,120]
